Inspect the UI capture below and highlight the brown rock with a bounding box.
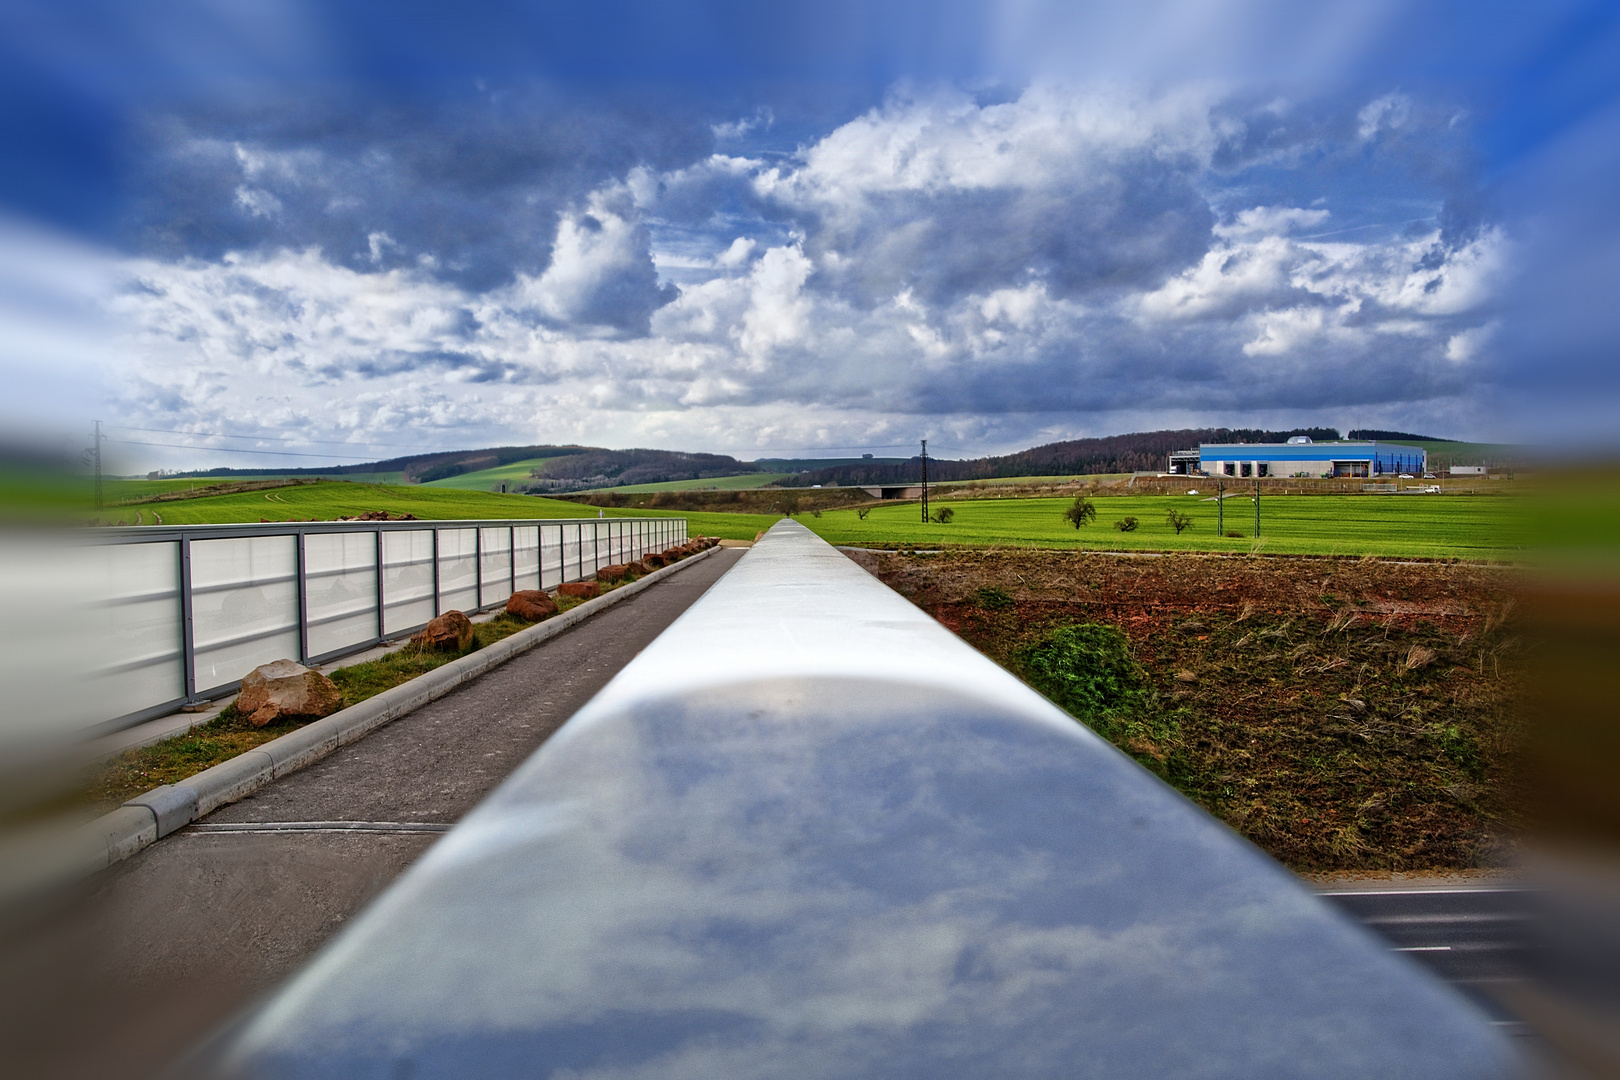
[413,610,474,652]
[235,659,343,728]
[596,564,630,583]
[642,553,667,569]
[661,547,685,561]
[624,561,650,576]
[506,590,558,621]
[558,581,599,599]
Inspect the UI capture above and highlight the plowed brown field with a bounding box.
[849,548,1530,872]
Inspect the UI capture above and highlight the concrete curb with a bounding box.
[1,544,721,916]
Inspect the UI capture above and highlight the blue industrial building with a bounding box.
[1168,437,1427,478]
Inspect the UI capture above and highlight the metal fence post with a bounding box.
[431,528,441,617]
[374,529,385,639]
[295,529,309,663]
[475,526,483,611]
[179,536,196,702]
[509,525,516,597]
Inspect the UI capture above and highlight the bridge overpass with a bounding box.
[175,519,1522,1078]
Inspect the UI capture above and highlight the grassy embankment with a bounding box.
[418,456,564,491]
[858,548,1528,872]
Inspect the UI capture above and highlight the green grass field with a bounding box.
[419,457,564,491]
[99,480,779,540]
[803,493,1526,559]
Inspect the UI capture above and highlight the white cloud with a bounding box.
[1357,91,1411,141]
[714,237,757,269]
[1445,321,1497,363]
[737,244,814,360]
[234,185,283,218]
[1214,205,1330,240]
[515,185,672,333]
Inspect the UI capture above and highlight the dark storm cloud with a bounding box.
[123,84,716,302]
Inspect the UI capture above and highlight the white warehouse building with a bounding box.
[1168,437,1428,479]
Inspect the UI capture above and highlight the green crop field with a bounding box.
[89,480,779,540]
[594,473,793,493]
[802,493,1526,560]
[420,457,564,491]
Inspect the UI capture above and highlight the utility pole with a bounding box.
[1216,478,1224,536]
[92,419,104,510]
[920,439,929,523]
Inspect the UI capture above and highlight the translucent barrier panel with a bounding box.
[0,538,180,750]
[560,524,581,583]
[539,525,564,589]
[90,540,185,723]
[609,521,625,563]
[513,526,540,592]
[589,522,606,573]
[191,535,299,693]
[479,527,513,606]
[437,528,478,613]
[305,532,379,659]
[381,530,435,636]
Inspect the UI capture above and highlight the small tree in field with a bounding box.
[931,507,955,524]
[1165,509,1193,535]
[1114,516,1139,532]
[856,506,872,520]
[1065,496,1096,529]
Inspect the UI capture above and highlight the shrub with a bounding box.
[1115,516,1139,532]
[931,507,955,523]
[973,585,1013,610]
[1064,496,1096,528]
[1017,623,1174,754]
[856,506,872,520]
[1165,509,1193,534]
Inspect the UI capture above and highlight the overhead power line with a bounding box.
[108,438,380,461]
[109,424,426,450]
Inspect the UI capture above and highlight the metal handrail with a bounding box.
[189,520,1523,1078]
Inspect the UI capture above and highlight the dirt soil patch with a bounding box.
[849,548,1530,872]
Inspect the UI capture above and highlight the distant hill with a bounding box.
[786,428,1343,487]
[165,444,595,482]
[165,443,764,491]
[1347,429,1456,443]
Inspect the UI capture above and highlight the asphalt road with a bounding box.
[1318,887,1538,1024]
[0,547,745,1080]
[1321,884,1620,1077]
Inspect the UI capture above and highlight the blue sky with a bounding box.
[2,0,1617,467]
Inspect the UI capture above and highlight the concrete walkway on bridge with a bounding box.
[0,547,746,1080]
